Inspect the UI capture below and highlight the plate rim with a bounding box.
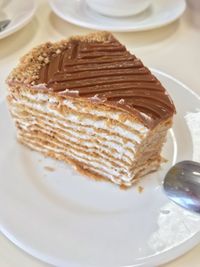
[0,0,37,39]
[48,0,186,32]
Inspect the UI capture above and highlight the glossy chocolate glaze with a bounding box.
[37,36,175,128]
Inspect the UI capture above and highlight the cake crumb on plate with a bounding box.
[44,166,55,172]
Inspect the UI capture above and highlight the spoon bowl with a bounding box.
[164,160,200,214]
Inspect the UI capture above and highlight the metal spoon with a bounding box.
[0,19,11,32]
[164,161,200,214]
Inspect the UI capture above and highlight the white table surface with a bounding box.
[0,0,200,266]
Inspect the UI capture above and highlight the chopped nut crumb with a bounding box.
[38,55,44,61]
[118,98,125,104]
[44,166,55,172]
[138,185,144,193]
[120,184,128,190]
[44,58,49,64]
[56,49,61,54]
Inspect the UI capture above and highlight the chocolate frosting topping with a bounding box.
[37,35,175,128]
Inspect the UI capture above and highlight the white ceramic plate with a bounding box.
[0,0,36,39]
[48,0,186,32]
[1,69,200,267]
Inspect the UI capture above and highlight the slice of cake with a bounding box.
[6,32,175,187]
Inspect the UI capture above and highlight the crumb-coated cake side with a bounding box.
[6,32,176,187]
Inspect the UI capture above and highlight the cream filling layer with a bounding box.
[12,108,136,161]
[11,100,144,156]
[17,121,132,168]
[20,137,119,183]
[19,132,131,178]
[17,94,147,143]
[22,92,148,134]
[12,104,137,150]
[19,135,160,186]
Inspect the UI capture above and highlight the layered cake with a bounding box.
[6,32,175,187]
